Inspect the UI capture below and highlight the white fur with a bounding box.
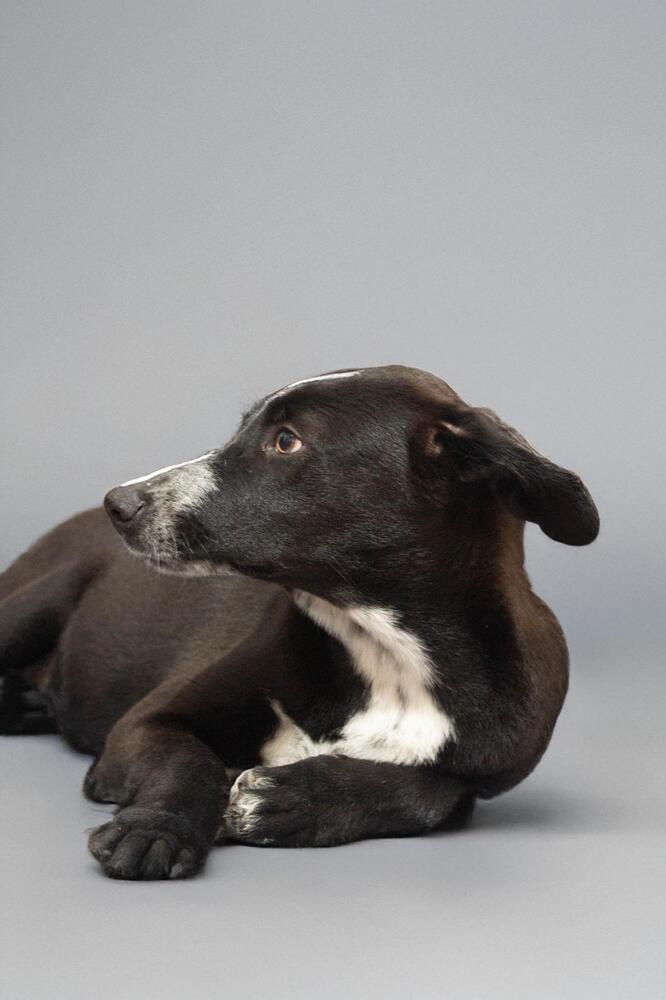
[259,594,455,768]
[250,370,361,422]
[224,769,276,840]
[169,462,216,515]
[121,451,216,487]
[281,371,360,392]
[120,451,216,565]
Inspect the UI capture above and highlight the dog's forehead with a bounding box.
[245,365,459,425]
[269,368,362,406]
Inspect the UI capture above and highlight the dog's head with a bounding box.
[104,366,599,601]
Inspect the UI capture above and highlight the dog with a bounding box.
[0,365,599,880]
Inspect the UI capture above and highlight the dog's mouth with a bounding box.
[224,561,286,582]
[151,552,285,584]
[128,543,239,579]
[123,534,279,582]
[106,490,284,584]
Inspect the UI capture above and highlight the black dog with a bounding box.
[0,366,599,879]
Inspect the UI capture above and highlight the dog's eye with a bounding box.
[275,429,302,454]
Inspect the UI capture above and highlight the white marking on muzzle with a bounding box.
[119,451,217,565]
[121,451,216,487]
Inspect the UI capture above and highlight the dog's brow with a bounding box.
[248,371,361,423]
[279,371,360,392]
[240,406,258,426]
[238,371,361,432]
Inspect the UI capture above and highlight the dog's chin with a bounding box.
[122,541,238,579]
[120,533,286,584]
[150,558,239,579]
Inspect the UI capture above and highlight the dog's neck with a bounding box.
[293,588,438,686]
[291,512,529,683]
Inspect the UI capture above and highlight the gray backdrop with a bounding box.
[1,3,664,999]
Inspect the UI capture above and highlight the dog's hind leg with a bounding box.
[0,560,94,736]
[0,668,58,735]
[0,561,91,677]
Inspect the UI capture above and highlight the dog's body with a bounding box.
[0,366,598,879]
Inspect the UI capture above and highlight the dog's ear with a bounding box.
[426,403,599,546]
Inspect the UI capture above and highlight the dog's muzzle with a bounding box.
[103,453,217,555]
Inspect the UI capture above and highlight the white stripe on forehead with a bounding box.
[282,370,361,392]
[121,373,361,487]
[253,370,361,420]
[121,451,215,487]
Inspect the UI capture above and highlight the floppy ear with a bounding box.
[432,404,600,546]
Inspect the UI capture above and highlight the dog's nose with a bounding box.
[104,486,145,525]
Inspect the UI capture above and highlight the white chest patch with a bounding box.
[259,593,455,768]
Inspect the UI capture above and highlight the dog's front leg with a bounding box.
[223,755,474,847]
[85,666,276,880]
[86,723,229,880]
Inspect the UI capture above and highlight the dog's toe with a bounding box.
[88,807,206,880]
[223,768,275,840]
[83,760,118,803]
[222,766,314,846]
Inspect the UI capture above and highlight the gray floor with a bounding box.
[1,656,663,1000]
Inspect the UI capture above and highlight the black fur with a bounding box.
[0,365,598,879]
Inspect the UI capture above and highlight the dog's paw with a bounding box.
[0,672,57,735]
[88,807,207,880]
[222,767,278,842]
[83,758,118,803]
[221,765,317,847]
